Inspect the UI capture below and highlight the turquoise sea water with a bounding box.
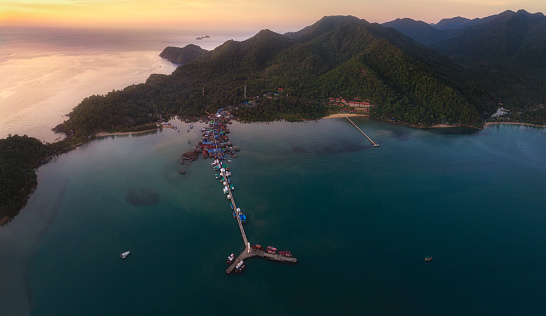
[1,119,545,315]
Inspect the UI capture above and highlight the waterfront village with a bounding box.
[235,87,375,114]
[153,89,382,274]
[159,109,298,274]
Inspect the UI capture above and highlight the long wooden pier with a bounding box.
[221,168,297,274]
[226,184,248,246]
[209,117,297,274]
[344,114,379,147]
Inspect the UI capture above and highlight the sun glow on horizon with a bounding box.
[1,0,544,31]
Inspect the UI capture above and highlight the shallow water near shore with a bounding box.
[1,119,546,315]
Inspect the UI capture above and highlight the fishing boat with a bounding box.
[252,244,264,251]
[266,246,277,254]
[279,251,292,257]
[235,260,245,272]
[424,256,433,262]
[120,251,130,259]
[227,253,235,264]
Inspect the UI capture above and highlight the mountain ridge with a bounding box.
[56,10,546,138]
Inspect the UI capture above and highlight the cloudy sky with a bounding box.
[0,0,543,31]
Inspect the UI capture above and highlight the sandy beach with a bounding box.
[95,128,159,137]
[485,121,546,128]
[322,113,369,119]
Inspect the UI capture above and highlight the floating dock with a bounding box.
[344,114,379,147]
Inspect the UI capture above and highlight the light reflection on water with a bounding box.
[0,27,253,142]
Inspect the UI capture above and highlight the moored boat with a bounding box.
[227,253,235,264]
[266,246,277,254]
[424,256,433,262]
[120,251,130,259]
[252,244,263,251]
[235,260,245,272]
[279,251,292,257]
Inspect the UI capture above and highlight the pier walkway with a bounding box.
[344,114,379,147]
[208,117,297,274]
[222,168,297,274]
[226,248,298,274]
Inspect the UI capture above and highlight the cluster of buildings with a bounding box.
[328,98,375,113]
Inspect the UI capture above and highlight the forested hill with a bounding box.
[57,16,493,136]
[159,44,210,64]
[384,10,546,112]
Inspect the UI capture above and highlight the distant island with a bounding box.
[159,44,210,64]
[1,10,546,223]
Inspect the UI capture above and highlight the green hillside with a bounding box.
[159,44,210,64]
[58,16,489,136]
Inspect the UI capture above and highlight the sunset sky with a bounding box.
[0,0,543,31]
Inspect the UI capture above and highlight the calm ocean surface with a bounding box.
[1,119,545,315]
[0,27,253,142]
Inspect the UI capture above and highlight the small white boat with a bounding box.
[120,251,131,259]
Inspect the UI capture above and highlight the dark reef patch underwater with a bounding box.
[125,187,160,206]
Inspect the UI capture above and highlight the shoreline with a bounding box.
[3,118,544,225]
[413,123,480,129]
[484,121,546,128]
[95,128,159,137]
[321,114,482,130]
